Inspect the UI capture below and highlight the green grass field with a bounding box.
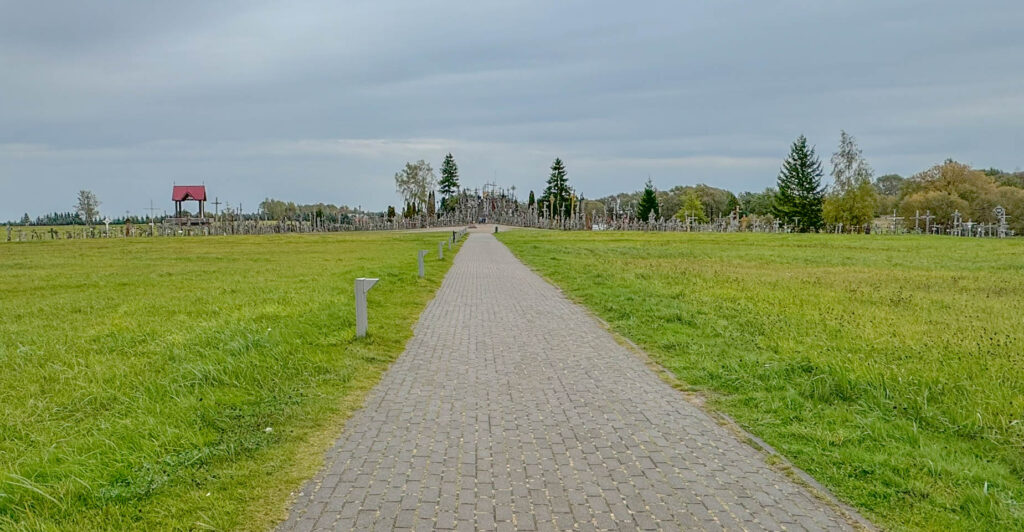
[0,232,460,530]
[497,231,1024,531]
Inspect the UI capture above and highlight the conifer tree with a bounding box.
[438,153,459,212]
[540,158,571,218]
[636,179,660,222]
[528,190,535,208]
[773,135,824,231]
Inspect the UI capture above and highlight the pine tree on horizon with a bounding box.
[540,158,572,218]
[528,190,535,208]
[636,179,660,222]
[438,153,459,213]
[773,135,824,231]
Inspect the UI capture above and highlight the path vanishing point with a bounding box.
[279,232,864,531]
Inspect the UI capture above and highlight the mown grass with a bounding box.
[497,230,1024,531]
[0,232,461,530]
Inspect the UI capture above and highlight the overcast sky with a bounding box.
[2,1,1022,220]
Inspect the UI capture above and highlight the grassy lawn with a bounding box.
[0,232,461,530]
[497,230,1024,531]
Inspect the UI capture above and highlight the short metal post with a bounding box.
[438,241,444,259]
[448,239,452,251]
[418,250,427,278]
[354,277,379,338]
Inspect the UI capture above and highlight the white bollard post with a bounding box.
[354,277,379,338]
[418,250,428,278]
[438,241,444,259]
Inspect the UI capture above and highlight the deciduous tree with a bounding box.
[75,190,101,226]
[823,131,877,231]
[739,188,776,216]
[674,191,709,223]
[394,160,436,212]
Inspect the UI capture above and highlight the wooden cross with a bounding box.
[891,209,904,233]
[145,200,160,221]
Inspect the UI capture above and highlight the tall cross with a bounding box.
[891,209,904,233]
[145,200,160,221]
[212,197,222,217]
[923,210,935,234]
[963,219,976,236]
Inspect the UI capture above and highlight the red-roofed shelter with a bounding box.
[172,185,207,218]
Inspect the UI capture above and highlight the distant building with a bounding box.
[172,185,207,218]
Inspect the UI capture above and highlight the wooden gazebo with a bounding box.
[172,185,207,218]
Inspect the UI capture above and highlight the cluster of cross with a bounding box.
[887,207,1012,238]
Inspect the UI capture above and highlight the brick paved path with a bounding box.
[279,233,856,531]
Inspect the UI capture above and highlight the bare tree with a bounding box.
[75,190,101,226]
[394,160,436,212]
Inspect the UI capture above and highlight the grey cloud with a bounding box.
[2,0,1023,219]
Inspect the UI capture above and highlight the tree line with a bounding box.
[389,139,1024,235]
[595,132,1024,233]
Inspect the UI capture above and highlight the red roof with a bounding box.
[172,185,207,201]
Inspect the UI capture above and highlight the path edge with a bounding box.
[273,234,469,530]
[495,235,879,532]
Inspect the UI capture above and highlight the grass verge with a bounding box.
[497,230,1024,531]
[0,231,461,530]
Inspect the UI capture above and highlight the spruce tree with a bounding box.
[540,158,571,218]
[636,179,660,222]
[438,153,459,214]
[773,135,825,231]
[528,190,535,208]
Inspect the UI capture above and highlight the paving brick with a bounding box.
[277,233,857,531]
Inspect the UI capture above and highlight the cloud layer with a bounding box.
[2,0,1022,219]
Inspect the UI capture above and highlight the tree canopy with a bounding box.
[636,180,660,222]
[898,160,1024,232]
[540,158,572,218]
[823,131,877,231]
[75,190,101,226]
[674,191,709,223]
[394,160,436,212]
[773,135,824,231]
[438,153,459,213]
